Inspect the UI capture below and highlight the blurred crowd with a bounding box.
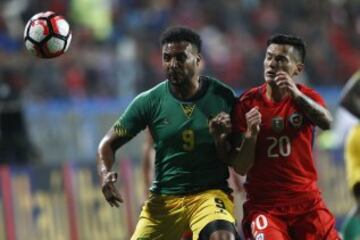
[0,0,360,101]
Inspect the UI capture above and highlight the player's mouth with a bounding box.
[168,70,183,81]
[266,70,276,80]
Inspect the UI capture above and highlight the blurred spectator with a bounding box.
[1,0,360,100]
[0,68,38,165]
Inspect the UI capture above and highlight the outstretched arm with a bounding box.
[141,130,155,197]
[96,127,131,207]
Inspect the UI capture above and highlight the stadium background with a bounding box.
[0,0,359,239]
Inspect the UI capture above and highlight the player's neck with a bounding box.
[266,84,288,102]
[170,76,201,101]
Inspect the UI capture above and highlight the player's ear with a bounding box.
[196,54,201,66]
[294,63,304,76]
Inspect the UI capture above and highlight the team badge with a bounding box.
[271,116,284,133]
[181,104,195,118]
[255,233,265,240]
[289,112,303,128]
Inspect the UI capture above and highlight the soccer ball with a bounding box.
[24,11,72,58]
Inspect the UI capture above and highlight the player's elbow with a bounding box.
[320,122,331,131]
[98,135,115,155]
[319,115,333,131]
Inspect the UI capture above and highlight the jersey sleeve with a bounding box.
[113,92,150,138]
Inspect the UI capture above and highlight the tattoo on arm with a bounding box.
[294,94,332,130]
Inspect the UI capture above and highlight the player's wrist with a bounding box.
[244,130,258,139]
[99,165,111,178]
[292,90,304,102]
[213,133,229,145]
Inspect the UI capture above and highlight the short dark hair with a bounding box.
[267,34,306,63]
[160,26,202,53]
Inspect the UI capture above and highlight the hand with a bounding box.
[100,171,123,207]
[274,71,301,98]
[245,107,261,138]
[209,112,232,141]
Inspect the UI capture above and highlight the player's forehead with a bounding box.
[162,41,193,55]
[266,43,295,57]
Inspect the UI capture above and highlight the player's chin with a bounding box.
[265,78,276,86]
[168,76,184,86]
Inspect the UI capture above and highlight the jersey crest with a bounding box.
[181,104,195,118]
[271,116,284,133]
[289,112,303,128]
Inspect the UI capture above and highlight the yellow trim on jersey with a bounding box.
[113,121,129,137]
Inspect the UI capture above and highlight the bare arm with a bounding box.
[210,108,261,175]
[141,130,155,197]
[275,71,333,130]
[228,133,258,176]
[293,93,333,130]
[209,112,232,163]
[96,127,131,207]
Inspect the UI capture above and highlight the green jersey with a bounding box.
[114,76,235,195]
[341,207,360,240]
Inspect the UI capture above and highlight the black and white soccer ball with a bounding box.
[24,11,72,58]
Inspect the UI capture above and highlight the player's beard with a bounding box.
[167,69,191,87]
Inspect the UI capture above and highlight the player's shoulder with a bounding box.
[204,75,235,96]
[238,84,264,102]
[135,81,166,101]
[297,83,320,96]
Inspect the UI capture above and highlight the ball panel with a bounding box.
[46,37,65,54]
[25,40,42,57]
[51,17,70,36]
[28,19,49,42]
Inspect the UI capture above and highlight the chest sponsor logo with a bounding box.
[181,104,195,118]
[271,116,284,133]
[289,112,303,128]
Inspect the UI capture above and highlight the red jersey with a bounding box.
[233,83,326,206]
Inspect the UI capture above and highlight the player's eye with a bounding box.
[276,56,287,63]
[163,54,171,62]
